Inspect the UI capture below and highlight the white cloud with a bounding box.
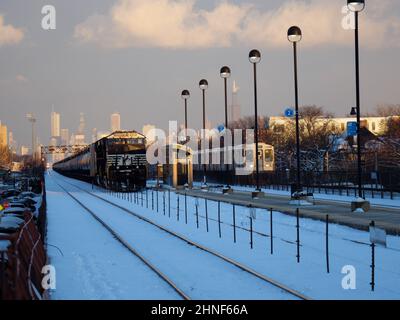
[74,0,400,49]
[0,15,24,46]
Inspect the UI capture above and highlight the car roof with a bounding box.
[3,208,26,213]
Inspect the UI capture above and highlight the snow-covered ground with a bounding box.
[46,172,184,300]
[49,172,400,299]
[48,173,400,299]
[47,172,299,300]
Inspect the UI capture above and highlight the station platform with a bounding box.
[176,188,400,235]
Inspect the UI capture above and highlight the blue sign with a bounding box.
[217,124,225,133]
[284,108,295,118]
[347,122,358,137]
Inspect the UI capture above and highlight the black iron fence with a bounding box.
[100,185,394,292]
[194,169,400,199]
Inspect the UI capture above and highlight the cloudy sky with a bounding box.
[1,0,400,147]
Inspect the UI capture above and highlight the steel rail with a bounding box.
[53,180,190,300]
[62,177,310,300]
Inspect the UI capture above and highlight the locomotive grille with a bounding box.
[107,154,147,167]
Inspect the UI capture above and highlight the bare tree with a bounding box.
[375,104,400,117]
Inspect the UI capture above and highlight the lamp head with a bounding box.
[220,66,231,79]
[181,90,190,100]
[199,79,208,90]
[287,26,302,43]
[350,107,357,116]
[347,0,365,12]
[249,49,261,64]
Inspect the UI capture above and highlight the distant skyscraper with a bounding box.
[92,128,98,143]
[51,111,61,137]
[231,81,241,123]
[74,134,85,145]
[0,122,7,147]
[8,131,15,151]
[111,112,121,132]
[21,146,30,156]
[61,129,69,145]
[78,113,85,135]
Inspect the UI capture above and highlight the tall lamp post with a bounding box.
[181,89,190,187]
[249,50,261,193]
[199,79,208,188]
[348,0,366,204]
[288,26,303,198]
[220,66,231,186]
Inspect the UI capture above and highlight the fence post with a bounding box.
[370,221,376,292]
[296,208,300,263]
[270,208,273,255]
[185,193,188,225]
[163,191,166,215]
[146,188,148,208]
[218,201,221,238]
[177,194,180,222]
[233,205,236,243]
[156,189,159,213]
[195,198,199,229]
[326,214,330,273]
[168,189,171,218]
[250,210,253,249]
[151,190,154,211]
[205,198,209,232]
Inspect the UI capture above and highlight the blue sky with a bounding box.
[0,0,399,147]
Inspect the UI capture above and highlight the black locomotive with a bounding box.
[53,131,147,190]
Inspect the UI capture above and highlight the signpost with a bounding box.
[284,108,295,118]
[347,121,358,137]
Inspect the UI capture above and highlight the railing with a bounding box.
[193,170,400,200]
[0,173,47,300]
[0,212,46,300]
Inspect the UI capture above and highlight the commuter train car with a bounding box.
[53,131,147,190]
[192,142,275,173]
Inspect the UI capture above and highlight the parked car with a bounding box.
[0,189,20,200]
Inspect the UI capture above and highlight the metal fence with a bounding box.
[194,169,400,199]
[0,212,47,300]
[0,173,47,300]
[104,185,391,292]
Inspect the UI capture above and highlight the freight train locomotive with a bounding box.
[53,131,147,190]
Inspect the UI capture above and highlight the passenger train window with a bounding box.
[265,149,273,161]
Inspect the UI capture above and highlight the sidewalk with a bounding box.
[176,188,400,235]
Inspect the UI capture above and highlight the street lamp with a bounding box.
[181,89,190,187]
[347,0,366,206]
[288,26,303,198]
[220,66,231,185]
[249,50,261,193]
[181,90,190,141]
[199,79,208,188]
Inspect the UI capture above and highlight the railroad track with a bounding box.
[53,180,190,300]
[56,175,310,300]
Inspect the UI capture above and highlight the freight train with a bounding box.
[53,131,147,190]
